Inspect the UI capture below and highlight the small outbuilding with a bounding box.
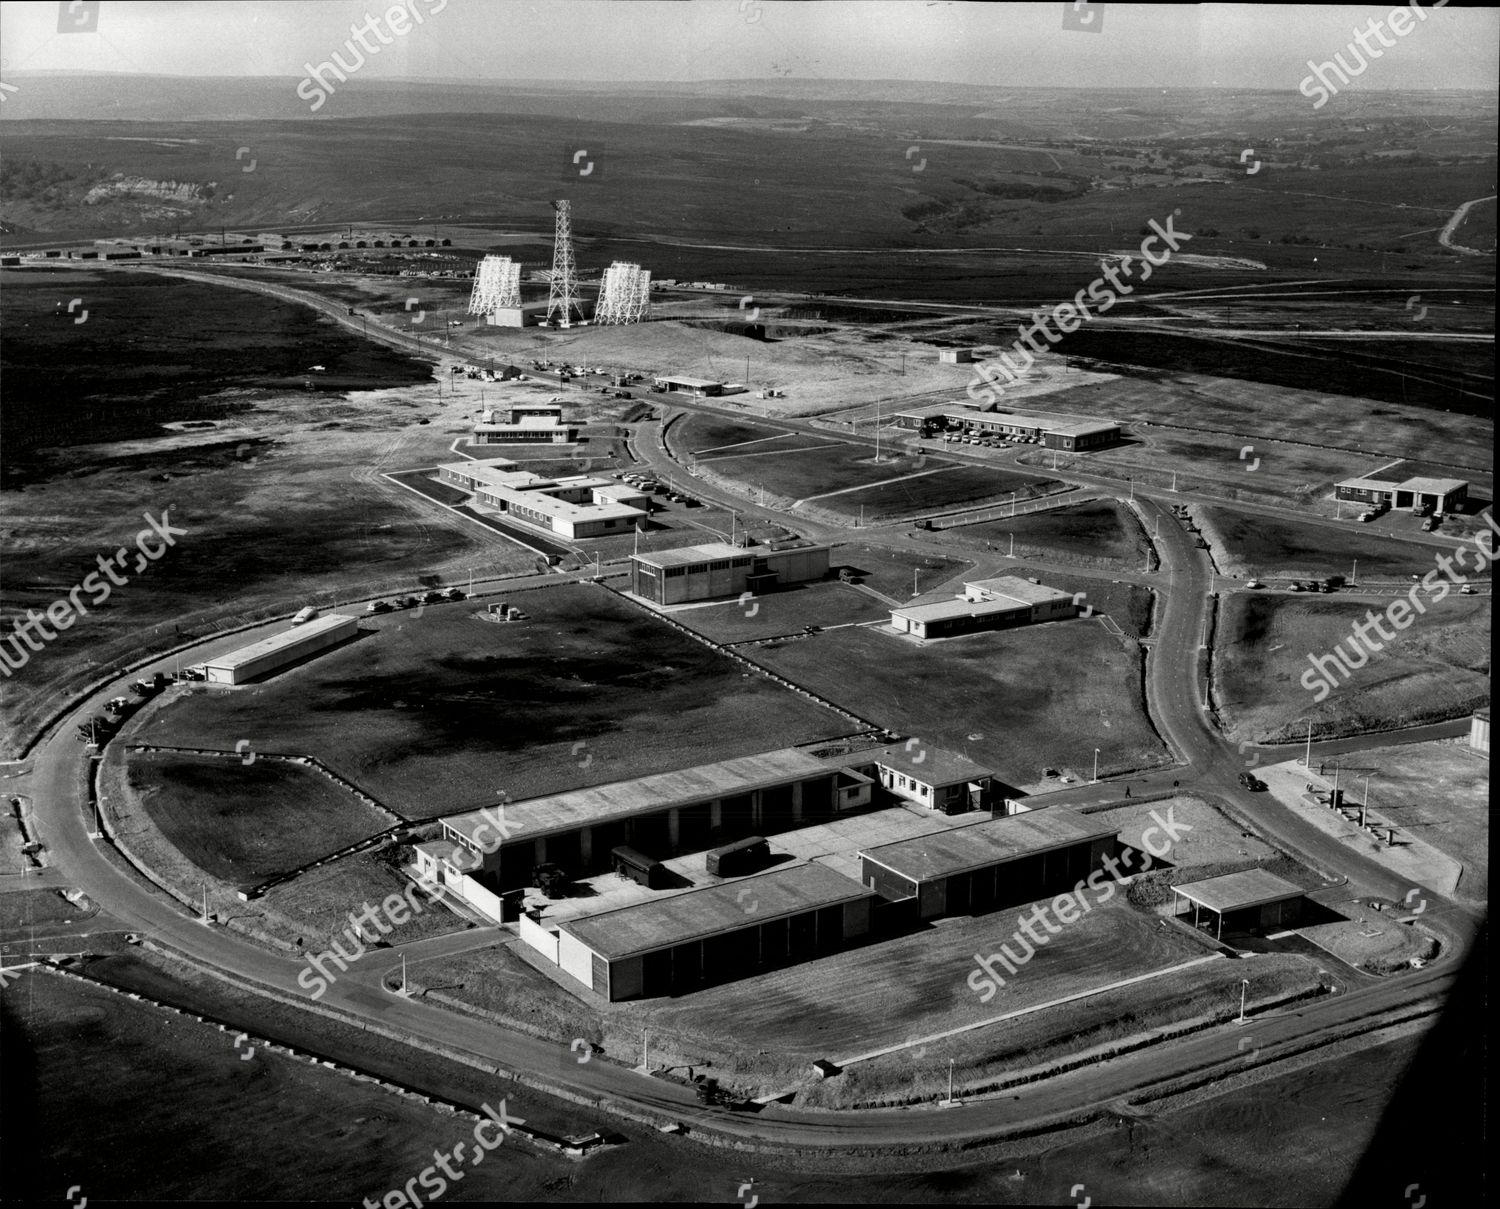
[1171,869,1305,939]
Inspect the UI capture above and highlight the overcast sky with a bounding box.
[0,1,1494,92]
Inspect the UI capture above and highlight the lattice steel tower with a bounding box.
[467,255,522,315]
[546,200,584,327]
[594,261,652,324]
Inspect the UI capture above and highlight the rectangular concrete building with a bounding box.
[859,807,1116,920]
[890,576,1078,639]
[442,745,879,891]
[1172,869,1305,938]
[556,863,874,1000]
[203,614,358,685]
[436,459,646,540]
[1335,471,1468,515]
[630,541,830,606]
[892,405,1120,451]
[654,375,724,396]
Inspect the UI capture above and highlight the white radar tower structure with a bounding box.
[546,200,585,327]
[593,261,652,324]
[467,255,522,316]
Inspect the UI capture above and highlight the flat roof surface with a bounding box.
[1336,477,1396,492]
[632,541,827,570]
[892,597,1029,623]
[868,742,991,787]
[1041,417,1121,437]
[1173,868,1305,913]
[861,807,1115,883]
[967,576,1075,606]
[559,862,869,960]
[1398,475,1467,494]
[444,746,844,844]
[656,375,723,388]
[203,614,356,672]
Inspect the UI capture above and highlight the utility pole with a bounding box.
[1008,533,1014,558]
[913,568,919,597]
[1238,978,1249,1024]
[1092,749,1100,784]
[1304,719,1313,768]
[1351,559,1358,586]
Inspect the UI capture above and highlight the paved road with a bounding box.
[6,265,1482,1157]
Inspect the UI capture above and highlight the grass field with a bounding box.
[941,500,1150,567]
[672,581,889,644]
[815,465,1059,521]
[742,621,1168,785]
[1198,506,1492,581]
[830,544,972,601]
[1215,593,1491,743]
[123,752,394,888]
[1091,797,1279,870]
[137,582,853,816]
[673,412,800,455]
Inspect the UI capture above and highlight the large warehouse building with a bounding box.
[202,614,358,685]
[893,404,1121,451]
[440,740,994,892]
[859,807,1117,921]
[889,576,1079,640]
[436,459,647,539]
[629,541,830,606]
[555,863,874,1001]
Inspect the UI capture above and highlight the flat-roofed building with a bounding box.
[472,402,578,445]
[892,405,1120,450]
[436,459,646,539]
[441,745,881,891]
[859,807,1117,920]
[890,576,1079,639]
[629,541,829,606]
[1334,467,1468,515]
[864,743,995,814]
[202,614,358,685]
[1471,708,1490,755]
[1171,869,1305,939]
[653,374,724,396]
[556,863,874,1000]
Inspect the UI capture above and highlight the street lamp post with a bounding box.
[1092,749,1100,784]
[1238,978,1249,1024]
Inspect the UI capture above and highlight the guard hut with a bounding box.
[1171,869,1305,939]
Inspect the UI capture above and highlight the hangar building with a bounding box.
[858,807,1116,921]
[202,614,358,685]
[629,541,830,606]
[555,863,874,1001]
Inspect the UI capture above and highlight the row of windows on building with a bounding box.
[664,557,754,578]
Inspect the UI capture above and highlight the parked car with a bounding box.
[421,590,444,604]
[366,600,392,613]
[1288,582,1302,591]
[1359,512,1375,522]
[396,595,418,609]
[292,606,319,625]
[1238,772,1265,791]
[444,587,465,600]
[1460,584,1476,595]
[1246,580,1263,589]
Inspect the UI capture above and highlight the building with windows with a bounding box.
[555,863,874,1001]
[436,459,646,539]
[893,404,1120,451]
[629,541,830,606]
[889,576,1079,640]
[202,614,359,685]
[1334,467,1468,515]
[471,403,580,444]
[653,374,724,396]
[859,807,1117,921]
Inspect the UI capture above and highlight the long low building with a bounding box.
[1334,469,1468,515]
[629,541,829,606]
[472,402,579,444]
[893,404,1120,451]
[436,459,647,540]
[859,807,1117,920]
[203,614,358,685]
[440,740,997,891]
[556,863,874,1000]
[890,576,1079,640]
